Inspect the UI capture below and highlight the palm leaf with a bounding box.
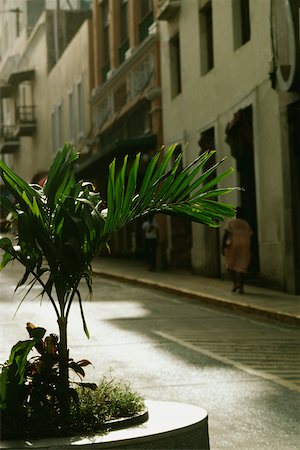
[121,153,140,224]
[101,146,236,241]
[0,142,236,343]
[44,143,77,209]
[139,151,160,196]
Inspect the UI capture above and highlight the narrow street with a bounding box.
[1,262,299,449]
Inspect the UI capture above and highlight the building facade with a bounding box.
[157,0,300,293]
[80,0,167,261]
[1,0,299,293]
[0,0,92,185]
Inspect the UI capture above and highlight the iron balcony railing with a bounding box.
[16,105,36,123]
[0,125,17,140]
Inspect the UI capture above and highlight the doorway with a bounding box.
[288,101,300,292]
[170,144,193,269]
[198,126,221,276]
[225,105,259,275]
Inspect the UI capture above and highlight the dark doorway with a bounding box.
[225,105,259,275]
[198,127,221,276]
[288,101,300,292]
[170,145,193,269]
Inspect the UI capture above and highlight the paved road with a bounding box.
[1,263,299,449]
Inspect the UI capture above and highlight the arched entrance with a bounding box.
[225,105,260,275]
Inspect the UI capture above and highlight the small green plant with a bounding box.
[0,324,144,439]
[72,378,145,434]
[0,323,93,439]
[0,143,236,438]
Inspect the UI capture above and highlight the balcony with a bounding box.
[0,125,19,154]
[15,105,37,136]
[8,69,35,86]
[156,0,181,21]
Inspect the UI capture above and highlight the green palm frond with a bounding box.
[0,142,236,335]
[102,144,236,240]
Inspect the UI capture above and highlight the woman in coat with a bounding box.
[222,207,253,293]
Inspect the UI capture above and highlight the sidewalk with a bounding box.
[92,256,300,326]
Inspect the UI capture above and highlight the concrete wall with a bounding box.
[14,15,51,183]
[0,9,51,183]
[158,0,298,290]
[47,19,91,154]
[160,0,272,156]
[0,2,91,184]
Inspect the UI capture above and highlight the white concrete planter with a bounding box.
[1,400,210,449]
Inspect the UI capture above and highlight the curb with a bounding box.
[93,269,300,327]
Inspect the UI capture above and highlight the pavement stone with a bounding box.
[92,256,300,326]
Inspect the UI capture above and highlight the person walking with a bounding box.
[142,213,159,271]
[222,207,253,293]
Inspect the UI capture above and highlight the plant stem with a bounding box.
[57,315,70,420]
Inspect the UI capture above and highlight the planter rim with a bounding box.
[0,400,209,449]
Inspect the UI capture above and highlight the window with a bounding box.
[120,0,128,43]
[139,0,153,43]
[232,0,250,49]
[140,0,152,19]
[102,0,110,81]
[119,0,129,64]
[77,80,84,136]
[18,82,35,122]
[27,0,45,32]
[57,102,64,147]
[19,84,27,106]
[2,98,14,126]
[68,90,75,142]
[199,1,214,75]
[169,33,181,97]
[51,110,57,154]
[198,127,216,181]
[80,0,92,10]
